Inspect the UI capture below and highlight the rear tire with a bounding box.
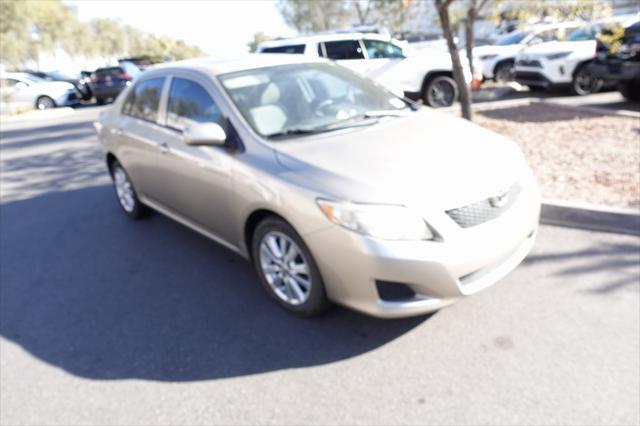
[109,160,150,220]
[423,75,458,108]
[96,97,106,105]
[251,217,329,317]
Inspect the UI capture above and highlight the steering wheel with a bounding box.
[314,99,335,117]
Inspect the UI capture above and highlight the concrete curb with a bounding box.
[0,107,75,124]
[541,199,640,236]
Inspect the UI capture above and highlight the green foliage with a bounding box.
[277,0,352,33]
[247,32,272,53]
[0,0,205,68]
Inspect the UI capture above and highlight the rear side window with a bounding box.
[363,40,405,59]
[166,78,222,131]
[122,77,165,122]
[323,40,365,60]
[261,44,306,54]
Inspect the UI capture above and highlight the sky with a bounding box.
[66,0,296,56]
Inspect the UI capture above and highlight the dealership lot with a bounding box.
[0,105,639,425]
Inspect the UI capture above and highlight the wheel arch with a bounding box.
[421,70,454,96]
[105,152,118,176]
[492,57,515,78]
[244,209,289,262]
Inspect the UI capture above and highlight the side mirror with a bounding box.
[183,122,227,146]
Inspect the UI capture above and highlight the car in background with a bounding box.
[19,69,92,101]
[0,72,80,110]
[257,32,473,108]
[474,21,582,82]
[95,55,540,318]
[514,16,635,95]
[590,20,640,100]
[90,64,139,105]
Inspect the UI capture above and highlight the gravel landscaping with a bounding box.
[471,102,640,209]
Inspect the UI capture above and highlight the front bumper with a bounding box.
[304,178,541,318]
[588,61,640,83]
[56,90,81,107]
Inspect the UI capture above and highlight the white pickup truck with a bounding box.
[257,32,473,108]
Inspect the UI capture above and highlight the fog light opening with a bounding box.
[376,281,416,302]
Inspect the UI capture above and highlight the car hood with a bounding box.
[520,40,595,56]
[474,44,523,57]
[273,109,526,211]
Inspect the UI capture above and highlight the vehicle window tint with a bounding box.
[363,40,405,59]
[125,77,165,122]
[95,67,124,78]
[261,44,305,54]
[324,40,364,60]
[166,78,222,131]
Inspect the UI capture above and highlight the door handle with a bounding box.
[159,142,170,154]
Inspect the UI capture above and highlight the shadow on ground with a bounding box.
[523,240,640,294]
[0,186,428,382]
[477,103,606,123]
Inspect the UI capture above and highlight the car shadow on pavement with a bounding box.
[523,242,640,294]
[0,186,429,382]
[477,103,606,123]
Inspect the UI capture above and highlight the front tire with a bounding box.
[110,160,150,219]
[423,75,458,108]
[494,61,514,83]
[571,63,603,96]
[619,81,640,101]
[35,96,56,110]
[251,217,329,317]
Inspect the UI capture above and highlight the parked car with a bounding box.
[474,21,583,82]
[589,20,640,100]
[19,69,92,101]
[257,32,473,108]
[95,55,540,318]
[90,64,140,105]
[514,16,635,95]
[0,72,80,110]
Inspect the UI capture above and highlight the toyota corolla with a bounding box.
[95,55,540,318]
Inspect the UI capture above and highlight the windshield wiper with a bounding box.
[265,127,331,139]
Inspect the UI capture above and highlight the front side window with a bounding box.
[219,62,408,138]
[323,40,365,60]
[363,40,405,59]
[166,78,222,131]
[123,77,165,122]
[261,44,306,54]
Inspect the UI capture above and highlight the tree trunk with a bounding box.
[436,0,472,121]
[465,7,476,77]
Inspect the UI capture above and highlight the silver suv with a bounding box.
[95,55,540,318]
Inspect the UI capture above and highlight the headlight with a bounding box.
[316,199,434,241]
[545,51,571,60]
[480,54,498,60]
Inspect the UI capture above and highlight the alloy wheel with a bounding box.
[113,166,136,213]
[258,231,312,306]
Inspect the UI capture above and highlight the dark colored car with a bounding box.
[18,69,92,101]
[590,21,640,100]
[89,66,134,105]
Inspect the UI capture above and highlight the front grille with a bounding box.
[516,59,542,68]
[446,183,521,228]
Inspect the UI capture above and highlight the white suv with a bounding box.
[514,17,635,95]
[474,21,582,82]
[257,32,472,108]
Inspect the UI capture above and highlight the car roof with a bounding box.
[148,54,327,76]
[258,32,391,49]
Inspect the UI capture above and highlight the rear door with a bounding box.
[112,76,168,201]
[360,39,406,80]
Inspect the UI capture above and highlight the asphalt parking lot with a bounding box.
[0,105,639,425]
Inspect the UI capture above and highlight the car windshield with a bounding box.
[495,31,527,45]
[219,62,410,139]
[568,25,599,41]
[22,74,46,83]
